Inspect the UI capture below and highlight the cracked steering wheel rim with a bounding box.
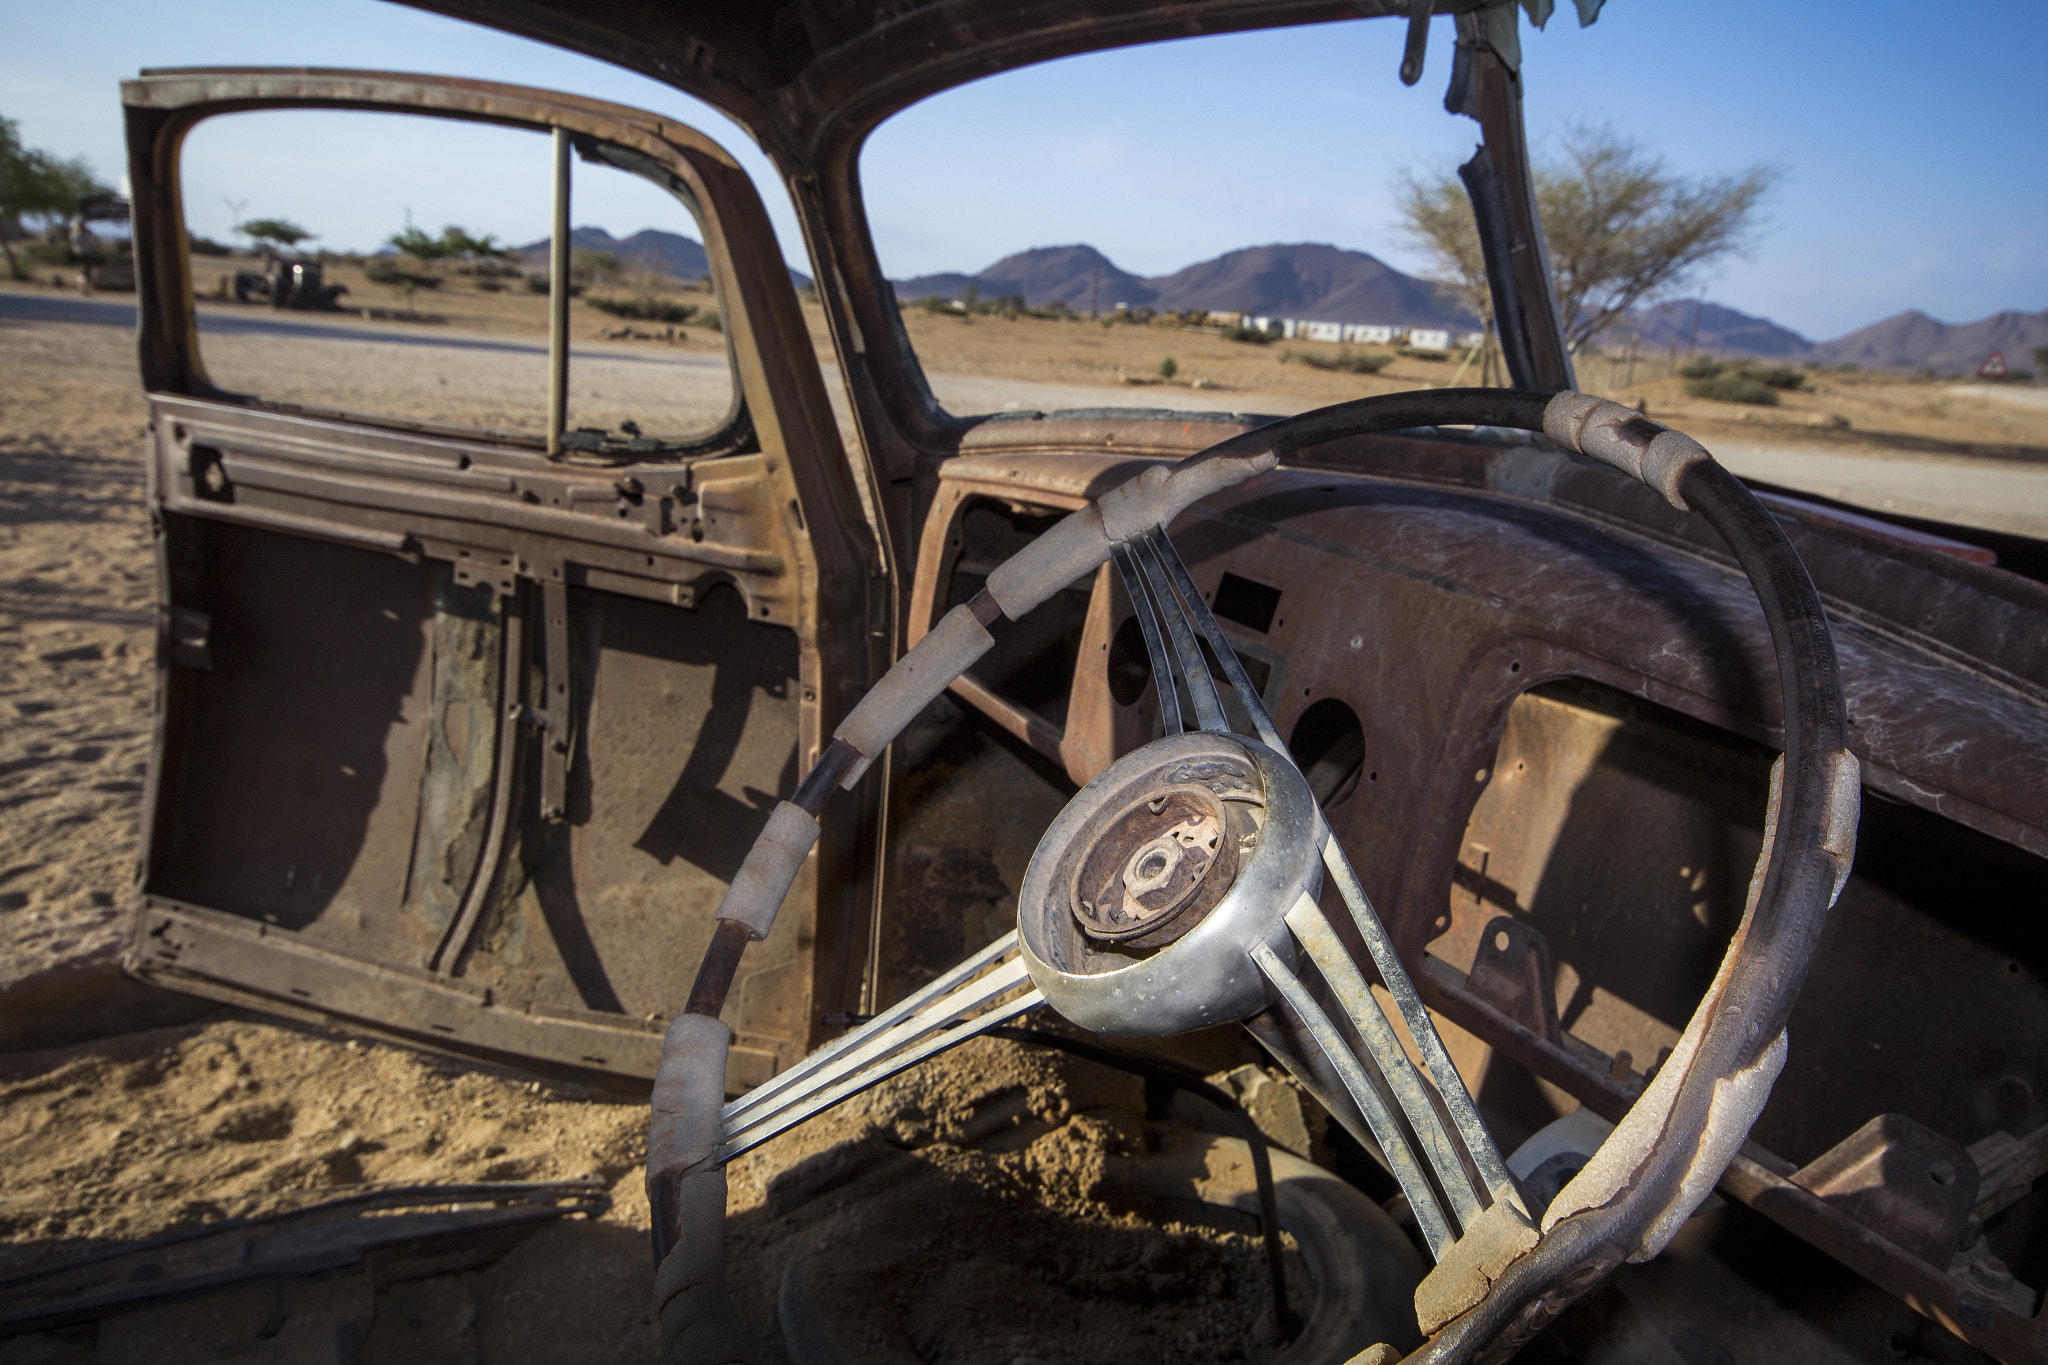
[645,388,1860,1365]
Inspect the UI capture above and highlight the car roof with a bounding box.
[385,0,1583,160]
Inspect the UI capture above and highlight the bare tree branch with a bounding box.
[1539,122,1780,351]
[1392,122,1781,358]
[1394,166,1493,333]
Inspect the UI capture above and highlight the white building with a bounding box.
[1458,331,1487,350]
[1343,324,1395,345]
[1407,328,1451,351]
[1299,320,1344,344]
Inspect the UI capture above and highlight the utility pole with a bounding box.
[1090,267,1101,320]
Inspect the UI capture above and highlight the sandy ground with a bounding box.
[0,272,2042,1359]
[0,312,157,1014]
[0,1004,1330,1365]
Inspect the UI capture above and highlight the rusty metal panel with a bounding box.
[123,70,890,1085]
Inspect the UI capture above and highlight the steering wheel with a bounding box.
[642,389,1862,1364]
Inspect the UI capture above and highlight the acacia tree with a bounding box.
[0,114,113,278]
[387,224,515,273]
[237,217,312,253]
[1394,170,1490,332]
[1397,122,1781,355]
[386,224,452,264]
[440,226,512,267]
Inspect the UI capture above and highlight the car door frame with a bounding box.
[119,68,893,1085]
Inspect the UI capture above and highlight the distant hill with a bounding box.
[1150,244,1475,330]
[1598,300,1814,360]
[896,244,1153,313]
[1578,298,2048,374]
[895,242,1475,330]
[517,226,810,289]
[542,229,2039,376]
[1812,308,2048,374]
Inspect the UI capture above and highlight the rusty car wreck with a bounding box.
[78,1,2048,1361]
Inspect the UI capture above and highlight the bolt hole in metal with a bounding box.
[1288,699,1366,808]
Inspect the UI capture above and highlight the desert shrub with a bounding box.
[1399,346,1450,361]
[571,248,622,285]
[1158,356,1178,379]
[1681,357,1802,390]
[587,295,697,323]
[699,309,722,333]
[1223,323,1277,345]
[1686,373,1779,405]
[474,277,505,292]
[523,273,585,297]
[364,262,440,288]
[1287,348,1394,375]
[1747,365,1806,390]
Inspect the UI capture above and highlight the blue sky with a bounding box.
[3,0,2043,341]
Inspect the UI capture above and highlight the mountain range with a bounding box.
[516,226,810,289]
[1810,309,2048,374]
[517,229,2039,375]
[894,242,2041,374]
[896,243,1480,333]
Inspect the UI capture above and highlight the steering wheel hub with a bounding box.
[1018,731,1322,1038]
[1068,781,1244,946]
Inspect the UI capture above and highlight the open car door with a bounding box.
[119,69,889,1091]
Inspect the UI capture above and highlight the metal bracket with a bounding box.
[451,548,518,596]
[1466,914,1562,1045]
[1791,1114,1979,1268]
[537,578,572,823]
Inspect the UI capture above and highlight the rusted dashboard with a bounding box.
[903,413,2048,1355]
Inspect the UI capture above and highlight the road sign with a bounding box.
[1978,351,2009,379]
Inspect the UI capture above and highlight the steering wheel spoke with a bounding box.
[716,933,1042,1162]
[1120,525,1524,1265]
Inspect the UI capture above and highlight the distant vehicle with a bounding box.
[105,6,2047,1363]
[71,193,134,292]
[231,255,348,310]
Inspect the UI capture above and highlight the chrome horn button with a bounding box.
[1018,730,1322,1037]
